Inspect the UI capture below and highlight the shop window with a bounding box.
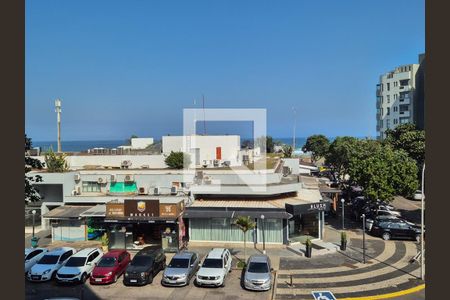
[82,181,101,193]
[109,182,137,193]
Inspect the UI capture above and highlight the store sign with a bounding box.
[106,203,125,217]
[124,199,160,217]
[159,202,184,218]
[309,203,328,212]
[286,201,331,215]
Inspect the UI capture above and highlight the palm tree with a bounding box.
[233,216,256,263]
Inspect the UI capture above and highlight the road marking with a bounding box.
[338,284,425,300]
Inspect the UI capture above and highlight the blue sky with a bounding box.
[25,0,424,141]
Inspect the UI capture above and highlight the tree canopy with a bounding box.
[383,124,425,167]
[282,145,293,158]
[44,148,69,172]
[302,135,330,162]
[165,151,191,169]
[25,134,44,203]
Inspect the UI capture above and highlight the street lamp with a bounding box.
[421,163,425,280]
[31,210,37,238]
[361,213,366,264]
[341,199,345,230]
[261,215,266,254]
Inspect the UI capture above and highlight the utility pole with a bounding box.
[292,107,296,151]
[202,95,206,136]
[55,99,62,153]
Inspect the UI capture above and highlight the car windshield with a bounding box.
[97,257,116,267]
[65,257,86,267]
[168,258,189,268]
[202,258,223,268]
[38,255,59,265]
[248,262,269,273]
[131,256,153,266]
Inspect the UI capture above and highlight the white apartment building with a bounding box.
[376,63,420,140]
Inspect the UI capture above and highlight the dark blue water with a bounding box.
[33,138,309,152]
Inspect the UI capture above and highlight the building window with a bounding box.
[393,94,397,100]
[400,79,410,86]
[387,95,390,103]
[399,104,409,112]
[400,117,410,124]
[386,119,391,129]
[82,182,101,193]
[387,107,390,115]
[387,83,390,91]
[393,106,398,112]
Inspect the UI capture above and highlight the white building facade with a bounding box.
[376,63,420,140]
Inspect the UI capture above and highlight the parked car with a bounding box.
[195,248,232,287]
[25,248,49,274]
[371,220,423,242]
[90,249,131,285]
[243,255,273,291]
[123,246,166,286]
[56,248,103,284]
[413,190,424,201]
[161,251,200,287]
[27,247,76,282]
[365,215,415,231]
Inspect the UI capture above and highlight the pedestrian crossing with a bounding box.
[275,240,423,299]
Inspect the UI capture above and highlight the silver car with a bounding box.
[161,251,199,286]
[243,255,273,291]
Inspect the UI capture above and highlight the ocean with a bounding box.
[33,137,309,153]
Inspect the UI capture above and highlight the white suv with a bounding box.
[56,248,103,283]
[195,248,232,287]
[27,247,76,282]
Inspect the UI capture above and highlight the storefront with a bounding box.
[285,201,331,242]
[104,199,185,252]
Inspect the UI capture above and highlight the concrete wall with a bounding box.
[162,135,241,167]
[131,138,154,149]
[282,158,300,175]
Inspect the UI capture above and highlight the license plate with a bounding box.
[31,276,40,280]
[130,279,137,283]
[95,279,102,282]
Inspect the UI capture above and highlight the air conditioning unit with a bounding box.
[171,186,178,195]
[138,187,147,195]
[154,187,160,195]
[204,176,212,185]
[121,160,132,169]
[74,174,81,181]
[76,186,81,195]
[97,177,105,184]
[71,189,77,196]
[124,175,134,182]
[110,174,117,182]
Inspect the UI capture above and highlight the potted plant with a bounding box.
[340,231,347,251]
[101,233,109,253]
[305,238,312,258]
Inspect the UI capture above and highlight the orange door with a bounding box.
[216,147,222,160]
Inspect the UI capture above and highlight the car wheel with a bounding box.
[382,232,391,241]
[81,273,88,283]
[221,280,225,288]
[147,273,153,284]
[51,271,57,280]
[416,234,421,243]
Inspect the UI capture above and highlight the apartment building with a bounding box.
[376,61,420,140]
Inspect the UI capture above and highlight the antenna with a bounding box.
[55,99,62,153]
[202,94,207,135]
[292,107,296,151]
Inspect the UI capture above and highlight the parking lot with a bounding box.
[25,262,272,300]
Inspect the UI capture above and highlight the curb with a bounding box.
[339,284,425,300]
[270,270,278,300]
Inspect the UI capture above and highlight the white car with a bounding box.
[25,248,49,274]
[195,248,232,287]
[413,190,424,201]
[27,247,76,282]
[56,248,103,283]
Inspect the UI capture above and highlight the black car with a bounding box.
[123,246,166,286]
[371,220,422,242]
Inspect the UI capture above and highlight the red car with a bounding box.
[90,249,131,284]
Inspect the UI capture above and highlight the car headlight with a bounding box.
[124,273,129,277]
[43,269,51,275]
[140,272,147,277]
[105,272,113,276]
[214,276,221,280]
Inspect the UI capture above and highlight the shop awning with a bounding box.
[43,205,93,219]
[80,205,106,217]
[184,209,292,219]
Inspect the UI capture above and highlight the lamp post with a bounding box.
[341,199,345,230]
[31,210,36,238]
[361,213,366,264]
[261,214,266,254]
[421,163,425,280]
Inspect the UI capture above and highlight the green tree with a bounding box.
[302,135,330,162]
[348,145,418,202]
[44,148,69,172]
[384,124,425,167]
[233,216,256,263]
[282,145,293,158]
[25,135,44,203]
[165,151,191,169]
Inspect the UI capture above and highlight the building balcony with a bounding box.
[399,97,410,104]
[376,101,381,109]
[399,85,411,91]
[399,111,410,117]
[376,90,382,96]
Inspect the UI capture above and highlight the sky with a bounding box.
[25,0,425,141]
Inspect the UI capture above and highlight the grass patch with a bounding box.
[236,260,247,269]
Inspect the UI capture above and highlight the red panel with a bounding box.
[216,147,222,160]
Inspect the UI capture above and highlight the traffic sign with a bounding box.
[312,291,337,300]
